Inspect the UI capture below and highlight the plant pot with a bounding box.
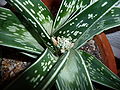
[41,0,54,10]
[94,33,118,74]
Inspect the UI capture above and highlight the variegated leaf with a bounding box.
[5,49,58,90]
[0,7,43,54]
[75,6,120,49]
[56,49,93,90]
[74,0,92,11]
[7,0,54,48]
[53,0,91,31]
[68,0,94,20]
[80,50,120,90]
[53,0,119,48]
[38,51,70,90]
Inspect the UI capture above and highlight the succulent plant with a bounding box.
[0,0,120,90]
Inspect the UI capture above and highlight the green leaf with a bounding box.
[20,51,38,59]
[53,0,91,30]
[80,50,120,90]
[74,0,92,11]
[56,49,93,90]
[53,0,119,46]
[0,7,43,54]
[53,0,77,30]
[15,13,48,49]
[7,0,54,48]
[4,49,58,90]
[75,6,120,49]
[100,7,120,31]
[68,0,94,20]
[38,51,70,90]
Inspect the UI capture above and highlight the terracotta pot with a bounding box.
[41,0,118,74]
[94,33,117,74]
[41,0,54,10]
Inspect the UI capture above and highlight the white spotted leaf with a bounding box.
[7,0,53,48]
[80,50,120,90]
[38,50,70,90]
[75,6,120,49]
[0,7,43,54]
[56,49,93,90]
[53,0,91,31]
[53,0,119,47]
[5,49,58,90]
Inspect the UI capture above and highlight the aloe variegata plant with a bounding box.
[0,0,120,90]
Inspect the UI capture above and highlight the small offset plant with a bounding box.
[0,0,120,90]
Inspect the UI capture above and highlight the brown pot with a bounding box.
[94,33,117,74]
[41,0,54,10]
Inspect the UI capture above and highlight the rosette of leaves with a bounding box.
[0,0,120,90]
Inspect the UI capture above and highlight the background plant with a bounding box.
[0,0,120,90]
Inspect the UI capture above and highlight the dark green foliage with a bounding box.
[0,0,120,90]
